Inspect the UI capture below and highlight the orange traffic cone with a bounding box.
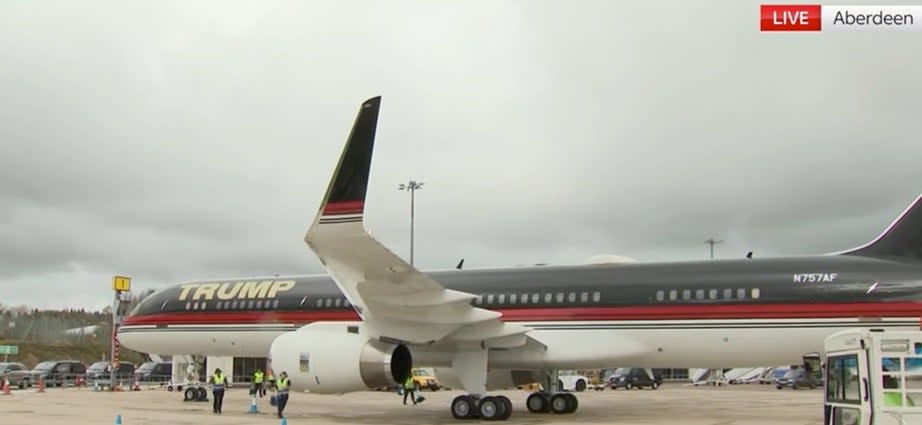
[2,378,11,395]
[36,376,45,393]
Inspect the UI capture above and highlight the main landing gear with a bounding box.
[526,391,579,414]
[447,370,579,421]
[451,394,513,421]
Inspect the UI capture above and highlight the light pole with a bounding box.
[704,238,724,259]
[398,180,424,266]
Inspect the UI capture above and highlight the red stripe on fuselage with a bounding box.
[121,302,922,326]
[322,200,364,215]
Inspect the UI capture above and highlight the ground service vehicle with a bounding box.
[30,360,86,387]
[824,328,922,425]
[411,368,441,391]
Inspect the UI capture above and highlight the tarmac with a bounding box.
[0,383,823,425]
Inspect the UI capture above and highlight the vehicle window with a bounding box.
[827,354,862,404]
[35,361,55,371]
[55,364,68,373]
[9,364,21,371]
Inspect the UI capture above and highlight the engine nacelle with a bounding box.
[268,322,412,394]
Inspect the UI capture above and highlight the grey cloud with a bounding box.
[2,1,922,310]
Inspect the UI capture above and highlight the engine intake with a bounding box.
[268,322,412,394]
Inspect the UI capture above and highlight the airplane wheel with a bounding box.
[496,396,512,420]
[563,393,578,413]
[526,392,549,413]
[651,382,660,390]
[183,387,196,401]
[478,396,506,421]
[197,387,207,401]
[550,393,570,414]
[451,395,476,419]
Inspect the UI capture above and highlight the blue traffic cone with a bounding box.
[114,414,123,424]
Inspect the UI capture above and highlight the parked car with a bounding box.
[558,373,590,392]
[775,368,819,390]
[30,360,86,387]
[0,362,36,389]
[134,361,172,383]
[608,368,662,390]
[86,361,136,381]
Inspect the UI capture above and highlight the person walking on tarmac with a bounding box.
[275,371,291,419]
[402,374,418,405]
[253,369,265,397]
[211,368,229,414]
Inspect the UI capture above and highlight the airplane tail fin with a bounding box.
[836,193,922,261]
[312,96,380,226]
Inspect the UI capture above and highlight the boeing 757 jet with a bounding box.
[121,96,922,421]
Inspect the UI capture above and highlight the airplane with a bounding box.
[119,96,922,421]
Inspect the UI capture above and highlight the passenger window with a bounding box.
[752,288,761,299]
[335,298,342,307]
[737,289,747,299]
[593,291,601,302]
[695,289,704,300]
[216,301,223,310]
[533,294,540,303]
[248,300,255,309]
[669,290,677,301]
[709,289,718,299]
[487,294,495,304]
[581,292,589,302]
[544,293,552,303]
[656,291,664,301]
[185,302,191,310]
[498,294,506,304]
[723,289,733,299]
[475,296,482,305]
[256,300,263,309]
[510,294,517,304]
[323,299,330,308]
[568,293,576,303]
[274,299,280,308]
[682,290,691,300]
[521,294,528,304]
[556,293,564,303]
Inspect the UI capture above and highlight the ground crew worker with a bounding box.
[402,374,417,405]
[267,369,276,391]
[211,368,228,414]
[253,369,265,397]
[276,371,290,419]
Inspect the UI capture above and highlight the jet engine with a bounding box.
[268,322,412,394]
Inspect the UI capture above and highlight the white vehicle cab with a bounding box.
[823,328,922,425]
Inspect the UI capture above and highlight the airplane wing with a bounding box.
[304,97,530,348]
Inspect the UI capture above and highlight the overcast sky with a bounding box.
[2,1,921,310]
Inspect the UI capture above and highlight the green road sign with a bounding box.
[0,345,18,355]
